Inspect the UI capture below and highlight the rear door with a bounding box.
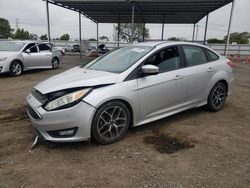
[137,46,187,121]
[22,43,40,68]
[180,45,218,105]
[37,43,52,67]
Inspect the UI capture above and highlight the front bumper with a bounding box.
[26,92,96,142]
[0,60,10,73]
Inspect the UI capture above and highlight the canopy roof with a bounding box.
[50,0,233,24]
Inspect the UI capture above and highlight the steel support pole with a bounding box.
[131,2,135,43]
[96,22,99,48]
[45,0,51,42]
[161,15,165,41]
[118,15,120,47]
[79,12,82,59]
[204,14,209,45]
[142,23,145,42]
[225,0,236,56]
[192,23,195,42]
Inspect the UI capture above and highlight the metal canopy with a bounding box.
[51,0,233,24]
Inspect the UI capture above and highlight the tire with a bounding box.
[207,82,227,112]
[9,61,23,76]
[52,58,59,69]
[91,101,131,145]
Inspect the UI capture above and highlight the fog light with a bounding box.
[47,127,78,138]
[59,130,75,136]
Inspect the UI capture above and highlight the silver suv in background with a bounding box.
[0,41,62,76]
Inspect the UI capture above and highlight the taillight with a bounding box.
[227,60,235,68]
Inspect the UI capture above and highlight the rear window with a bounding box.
[205,48,219,61]
[38,44,51,51]
[183,45,208,67]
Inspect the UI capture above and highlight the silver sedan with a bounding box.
[0,41,62,76]
[26,41,234,145]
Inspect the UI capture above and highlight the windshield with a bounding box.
[0,41,26,52]
[84,46,153,73]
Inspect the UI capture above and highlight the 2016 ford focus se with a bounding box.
[26,42,234,144]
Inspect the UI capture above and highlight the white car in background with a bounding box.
[0,41,62,76]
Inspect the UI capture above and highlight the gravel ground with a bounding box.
[0,56,249,188]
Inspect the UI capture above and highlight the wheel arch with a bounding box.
[52,56,59,62]
[94,98,134,127]
[9,59,24,69]
[207,79,229,101]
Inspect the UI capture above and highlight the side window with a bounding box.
[183,46,207,67]
[205,48,219,61]
[38,44,51,52]
[23,43,37,53]
[145,46,181,73]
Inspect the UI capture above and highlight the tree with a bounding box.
[29,33,38,40]
[40,34,48,40]
[224,32,250,44]
[167,37,180,41]
[114,23,149,42]
[60,33,70,41]
[0,18,12,39]
[99,35,109,41]
[12,28,30,40]
[207,38,224,44]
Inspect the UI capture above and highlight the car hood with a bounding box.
[0,51,18,57]
[35,67,119,94]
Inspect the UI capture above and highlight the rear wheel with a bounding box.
[52,58,59,69]
[9,61,23,76]
[207,82,227,112]
[92,101,130,145]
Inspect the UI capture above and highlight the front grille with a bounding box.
[31,89,48,104]
[27,105,41,120]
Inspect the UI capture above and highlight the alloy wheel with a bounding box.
[97,106,127,140]
[211,85,226,110]
[52,58,59,69]
[11,63,22,76]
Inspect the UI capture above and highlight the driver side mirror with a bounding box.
[141,64,159,76]
[24,49,30,54]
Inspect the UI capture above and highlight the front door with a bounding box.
[22,43,42,68]
[137,46,186,122]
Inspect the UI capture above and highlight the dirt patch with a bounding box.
[0,57,250,188]
[0,106,28,123]
[144,128,196,153]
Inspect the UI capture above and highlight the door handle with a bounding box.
[173,75,183,80]
[207,67,215,72]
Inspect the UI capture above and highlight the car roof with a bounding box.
[0,40,51,44]
[134,41,207,48]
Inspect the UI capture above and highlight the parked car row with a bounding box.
[0,41,62,76]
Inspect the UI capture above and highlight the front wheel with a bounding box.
[91,101,131,145]
[207,82,227,112]
[52,58,59,69]
[9,61,23,76]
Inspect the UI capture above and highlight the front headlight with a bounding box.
[44,88,91,111]
[0,57,7,61]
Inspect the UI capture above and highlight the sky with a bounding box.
[0,0,250,41]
